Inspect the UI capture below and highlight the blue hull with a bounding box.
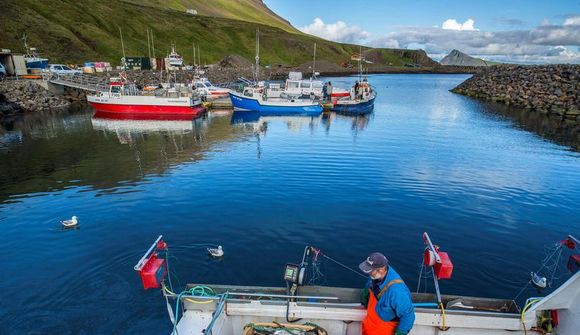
[229,92,322,116]
[331,96,375,115]
[25,59,49,69]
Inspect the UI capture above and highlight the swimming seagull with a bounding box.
[207,245,224,257]
[61,216,78,227]
[531,272,547,289]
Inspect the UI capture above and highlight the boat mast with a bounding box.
[151,30,156,58]
[119,27,126,69]
[358,45,362,82]
[193,42,196,68]
[198,45,201,68]
[255,28,260,82]
[22,34,31,55]
[146,29,151,59]
[312,42,317,79]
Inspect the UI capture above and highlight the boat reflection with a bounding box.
[230,111,321,135]
[321,111,373,134]
[91,111,210,145]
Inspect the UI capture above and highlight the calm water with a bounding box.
[1,74,579,334]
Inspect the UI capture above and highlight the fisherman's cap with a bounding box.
[359,252,388,273]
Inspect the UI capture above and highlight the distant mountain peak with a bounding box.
[440,49,490,66]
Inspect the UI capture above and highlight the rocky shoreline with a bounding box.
[452,65,579,124]
[0,80,78,119]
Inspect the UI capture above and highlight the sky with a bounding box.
[264,0,580,64]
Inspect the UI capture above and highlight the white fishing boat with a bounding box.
[167,45,184,68]
[192,77,230,100]
[133,234,580,335]
[284,72,349,99]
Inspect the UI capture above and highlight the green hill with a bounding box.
[0,0,433,68]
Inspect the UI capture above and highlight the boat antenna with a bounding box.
[312,42,317,79]
[255,28,260,82]
[198,45,201,68]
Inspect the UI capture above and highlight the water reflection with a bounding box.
[0,109,253,202]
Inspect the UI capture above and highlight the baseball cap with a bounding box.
[359,252,388,273]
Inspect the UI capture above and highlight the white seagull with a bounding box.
[207,245,224,257]
[61,216,79,227]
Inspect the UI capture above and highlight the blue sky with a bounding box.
[264,0,580,63]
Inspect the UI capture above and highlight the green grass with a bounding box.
[0,0,423,67]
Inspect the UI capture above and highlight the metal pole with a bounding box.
[134,235,163,270]
[432,267,442,305]
[568,235,579,245]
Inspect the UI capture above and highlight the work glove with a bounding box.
[394,331,408,335]
[360,288,369,307]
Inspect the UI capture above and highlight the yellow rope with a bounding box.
[438,302,449,331]
[521,298,541,335]
[163,285,217,304]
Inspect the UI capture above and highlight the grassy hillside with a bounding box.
[0,0,428,68]
[129,0,298,33]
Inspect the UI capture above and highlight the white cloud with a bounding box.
[442,18,478,31]
[299,17,370,44]
[563,16,580,26]
[299,16,580,64]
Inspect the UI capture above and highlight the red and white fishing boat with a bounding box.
[87,77,205,118]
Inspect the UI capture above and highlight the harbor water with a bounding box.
[0,74,578,334]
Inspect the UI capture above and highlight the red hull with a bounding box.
[331,92,350,98]
[93,111,201,121]
[89,102,205,117]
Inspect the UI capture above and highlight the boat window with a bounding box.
[300,81,311,88]
[195,83,205,88]
[62,66,72,70]
[287,82,299,89]
[111,86,121,93]
[312,82,323,89]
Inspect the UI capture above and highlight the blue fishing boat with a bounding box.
[229,88,322,115]
[22,35,48,70]
[228,29,322,116]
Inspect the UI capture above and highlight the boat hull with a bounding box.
[88,95,205,118]
[331,96,376,115]
[25,59,49,69]
[229,92,322,115]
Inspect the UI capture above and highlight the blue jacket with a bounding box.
[365,266,415,333]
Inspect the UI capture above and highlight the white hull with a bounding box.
[172,272,580,335]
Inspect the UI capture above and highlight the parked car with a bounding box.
[45,64,82,75]
[0,62,6,78]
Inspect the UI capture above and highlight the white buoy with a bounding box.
[61,216,78,227]
[207,245,224,257]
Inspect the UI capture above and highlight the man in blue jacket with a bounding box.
[359,252,415,335]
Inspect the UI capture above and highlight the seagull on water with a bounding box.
[207,245,224,257]
[61,216,78,227]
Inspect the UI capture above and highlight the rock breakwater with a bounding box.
[452,65,579,122]
[0,80,71,119]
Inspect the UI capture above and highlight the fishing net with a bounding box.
[243,322,327,335]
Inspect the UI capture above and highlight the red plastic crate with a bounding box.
[434,251,453,280]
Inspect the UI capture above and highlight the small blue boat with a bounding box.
[229,88,322,116]
[330,80,376,115]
